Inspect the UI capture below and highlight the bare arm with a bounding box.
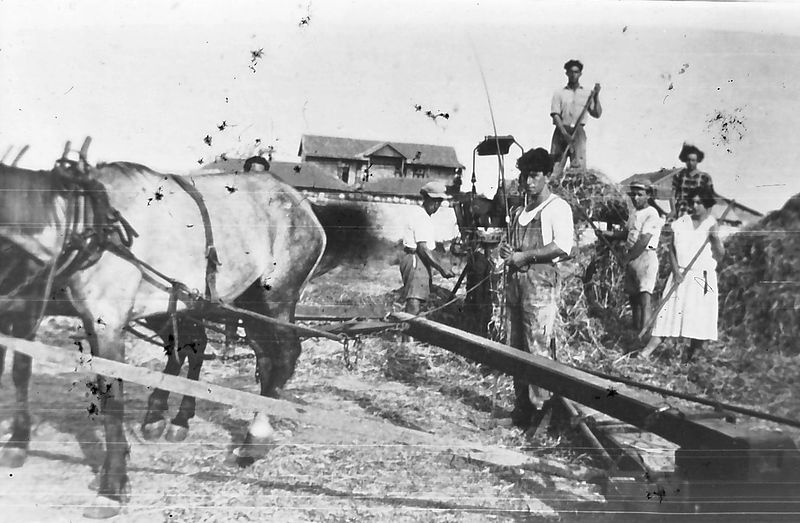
[588,83,602,118]
[626,233,652,262]
[551,113,572,141]
[709,223,725,264]
[499,241,566,267]
[417,242,455,278]
[668,241,682,282]
[598,229,627,241]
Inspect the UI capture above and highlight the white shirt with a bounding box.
[550,86,594,128]
[403,205,436,249]
[626,206,664,250]
[517,194,574,256]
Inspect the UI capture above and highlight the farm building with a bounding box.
[198,156,460,245]
[620,168,763,230]
[298,134,464,187]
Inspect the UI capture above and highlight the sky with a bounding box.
[2,0,800,213]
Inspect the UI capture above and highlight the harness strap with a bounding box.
[169,175,220,301]
[167,283,181,364]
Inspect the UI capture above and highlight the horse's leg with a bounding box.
[82,320,131,519]
[0,313,37,468]
[164,319,207,442]
[140,315,183,440]
[0,317,10,381]
[236,302,300,466]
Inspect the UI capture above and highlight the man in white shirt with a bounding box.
[598,181,665,336]
[550,59,602,176]
[400,181,456,314]
[499,148,574,429]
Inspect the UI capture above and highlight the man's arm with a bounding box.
[550,91,571,140]
[502,200,573,267]
[513,242,567,266]
[588,83,602,118]
[416,242,455,278]
[626,233,652,263]
[551,113,571,141]
[598,229,627,241]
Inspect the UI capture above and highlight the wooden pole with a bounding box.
[10,145,29,167]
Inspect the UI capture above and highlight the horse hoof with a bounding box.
[164,423,188,442]
[83,495,123,519]
[233,434,278,467]
[141,419,166,440]
[0,447,28,468]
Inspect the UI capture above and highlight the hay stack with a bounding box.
[719,194,800,354]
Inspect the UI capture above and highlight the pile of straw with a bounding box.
[719,194,800,354]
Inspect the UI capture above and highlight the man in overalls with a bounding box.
[500,148,575,429]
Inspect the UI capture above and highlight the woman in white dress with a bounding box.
[640,185,725,363]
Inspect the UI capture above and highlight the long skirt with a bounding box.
[651,267,718,341]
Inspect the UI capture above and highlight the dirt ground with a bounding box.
[0,261,634,522]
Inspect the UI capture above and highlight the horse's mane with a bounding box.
[0,165,69,234]
[95,161,163,179]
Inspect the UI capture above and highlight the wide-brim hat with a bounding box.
[420,180,450,199]
[678,141,705,163]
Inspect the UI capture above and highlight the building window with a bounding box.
[341,165,350,184]
[413,166,425,178]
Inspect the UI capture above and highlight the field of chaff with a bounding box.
[0,252,615,522]
[0,179,797,521]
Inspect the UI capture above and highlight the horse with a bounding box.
[0,157,326,518]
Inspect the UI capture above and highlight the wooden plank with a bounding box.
[295,304,390,321]
[389,312,792,452]
[0,333,605,482]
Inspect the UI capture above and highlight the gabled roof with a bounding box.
[621,167,764,220]
[360,142,406,159]
[197,158,353,192]
[299,134,464,169]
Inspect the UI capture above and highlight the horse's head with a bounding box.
[0,164,71,262]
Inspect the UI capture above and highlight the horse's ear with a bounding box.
[244,156,270,173]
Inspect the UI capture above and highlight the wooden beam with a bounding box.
[295,304,389,321]
[388,312,794,452]
[0,333,604,482]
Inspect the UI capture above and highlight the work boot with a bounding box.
[510,404,538,430]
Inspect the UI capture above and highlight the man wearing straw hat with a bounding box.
[550,59,602,176]
[672,141,714,219]
[400,181,456,315]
